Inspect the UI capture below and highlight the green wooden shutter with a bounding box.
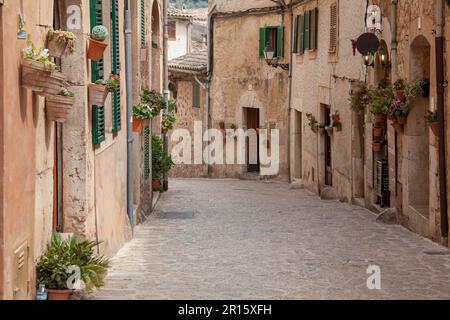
[111,0,121,132]
[304,10,311,50]
[276,26,284,57]
[144,126,150,181]
[299,14,305,54]
[90,0,105,145]
[140,0,146,48]
[311,8,319,50]
[293,16,299,53]
[259,27,266,58]
[192,82,200,108]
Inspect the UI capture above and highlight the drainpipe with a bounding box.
[206,9,216,177]
[436,0,448,242]
[287,4,294,184]
[163,0,169,191]
[124,0,134,228]
[390,0,398,81]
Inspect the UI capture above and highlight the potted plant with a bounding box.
[369,86,392,123]
[317,123,326,135]
[390,100,410,125]
[152,135,174,192]
[88,74,120,106]
[425,110,439,136]
[141,89,165,111]
[47,29,76,58]
[372,141,382,152]
[88,25,109,61]
[325,125,334,136]
[46,87,75,123]
[350,83,371,113]
[330,111,342,132]
[36,234,109,300]
[162,112,176,133]
[393,78,407,102]
[306,113,318,132]
[132,103,148,133]
[373,126,383,138]
[21,42,67,97]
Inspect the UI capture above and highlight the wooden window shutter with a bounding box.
[329,3,338,52]
[193,82,200,108]
[90,0,105,145]
[168,21,176,40]
[111,0,121,132]
[299,14,305,54]
[140,0,146,48]
[259,27,267,58]
[293,16,299,53]
[311,8,319,50]
[276,26,284,57]
[304,10,311,50]
[144,126,150,180]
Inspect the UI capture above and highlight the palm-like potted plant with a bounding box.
[46,87,75,123]
[88,74,120,106]
[425,110,439,136]
[47,29,77,58]
[36,234,110,300]
[88,25,109,61]
[152,135,174,192]
[21,41,67,97]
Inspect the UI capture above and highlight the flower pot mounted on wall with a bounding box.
[372,142,382,152]
[88,38,108,61]
[396,116,407,125]
[326,127,334,136]
[152,179,161,192]
[46,95,75,123]
[133,117,143,133]
[373,114,386,124]
[22,59,67,97]
[429,122,439,137]
[392,122,403,133]
[373,127,383,138]
[88,83,109,106]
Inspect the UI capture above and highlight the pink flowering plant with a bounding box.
[390,100,410,117]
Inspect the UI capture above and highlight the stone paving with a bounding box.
[93,179,450,300]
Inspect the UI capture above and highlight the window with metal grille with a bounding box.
[140,0,146,48]
[144,126,150,180]
[329,3,338,53]
[90,0,105,145]
[168,20,176,40]
[192,82,200,108]
[111,0,121,132]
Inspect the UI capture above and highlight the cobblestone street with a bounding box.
[94,179,450,300]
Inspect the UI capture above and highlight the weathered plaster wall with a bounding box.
[211,12,289,179]
[168,19,191,60]
[291,0,366,199]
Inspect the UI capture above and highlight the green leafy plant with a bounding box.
[141,89,165,110]
[306,113,318,129]
[393,78,406,91]
[47,29,77,54]
[152,136,174,180]
[22,40,58,71]
[95,74,120,92]
[369,86,393,115]
[350,83,371,113]
[424,110,438,124]
[58,87,75,97]
[132,103,159,120]
[36,233,110,293]
[91,25,109,41]
[162,113,176,132]
[389,100,411,117]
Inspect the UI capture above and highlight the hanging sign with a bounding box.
[366,5,382,31]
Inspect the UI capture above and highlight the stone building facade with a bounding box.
[0,0,163,300]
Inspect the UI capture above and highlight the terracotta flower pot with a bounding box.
[88,38,108,61]
[373,127,383,137]
[47,289,72,300]
[397,116,407,125]
[373,114,386,124]
[334,124,342,132]
[325,127,334,136]
[47,38,68,59]
[310,126,318,133]
[46,95,75,123]
[133,117,143,133]
[372,142,382,152]
[396,90,406,103]
[429,122,439,137]
[88,83,109,106]
[318,128,325,135]
[392,122,403,133]
[22,59,67,97]
[152,179,161,192]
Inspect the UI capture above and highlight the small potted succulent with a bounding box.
[46,87,75,123]
[88,74,120,106]
[21,41,67,97]
[152,135,174,192]
[425,110,439,136]
[36,234,109,300]
[88,25,109,61]
[306,113,318,133]
[47,29,77,58]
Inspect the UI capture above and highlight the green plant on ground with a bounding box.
[47,29,77,54]
[91,25,109,41]
[152,135,174,180]
[36,233,110,293]
[424,110,438,124]
[58,87,75,97]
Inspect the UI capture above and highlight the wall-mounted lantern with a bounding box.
[264,44,289,71]
[378,46,389,67]
[363,52,375,67]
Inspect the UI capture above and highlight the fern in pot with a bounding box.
[36,233,110,300]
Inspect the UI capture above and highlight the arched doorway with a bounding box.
[406,35,431,225]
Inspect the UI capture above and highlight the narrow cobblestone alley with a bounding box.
[93,179,450,300]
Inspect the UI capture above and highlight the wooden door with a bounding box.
[324,107,332,186]
[246,108,260,172]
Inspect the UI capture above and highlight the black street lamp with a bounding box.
[264,44,289,71]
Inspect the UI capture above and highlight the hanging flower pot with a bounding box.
[132,117,143,133]
[318,127,325,135]
[429,122,439,137]
[392,122,403,133]
[373,127,383,138]
[325,127,334,136]
[397,116,407,125]
[88,83,109,106]
[46,94,75,123]
[372,142,382,152]
[334,123,342,132]
[47,30,76,59]
[88,25,109,61]
[373,114,386,124]
[21,59,66,97]
[396,90,406,103]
